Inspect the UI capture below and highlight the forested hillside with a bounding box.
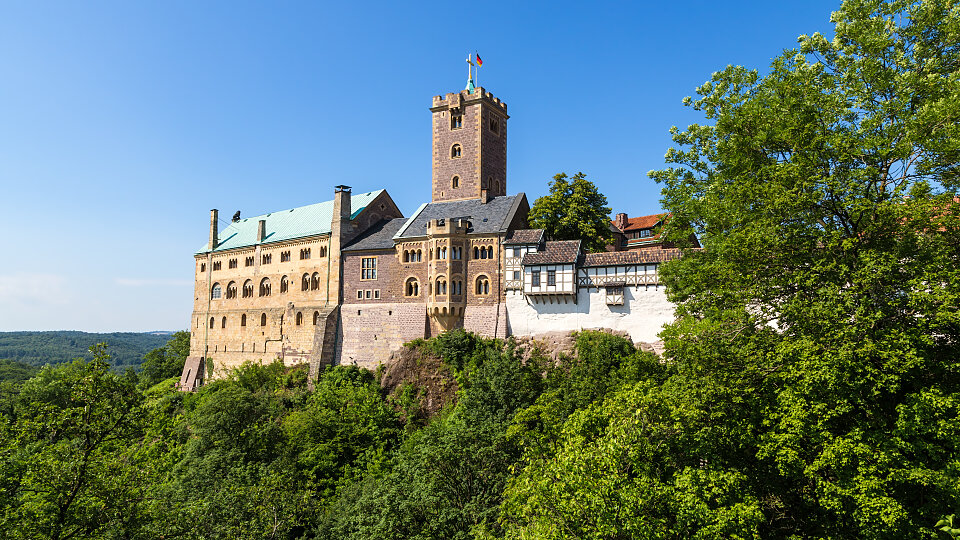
[0,331,172,369]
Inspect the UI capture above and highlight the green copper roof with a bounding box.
[197,190,384,254]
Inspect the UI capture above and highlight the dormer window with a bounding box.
[450,108,462,129]
[451,144,462,158]
[640,229,652,238]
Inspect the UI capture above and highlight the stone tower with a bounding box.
[430,85,509,203]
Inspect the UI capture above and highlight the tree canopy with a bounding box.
[529,172,614,252]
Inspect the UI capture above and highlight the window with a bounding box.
[242,280,253,298]
[361,257,377,279]
[300,248,311,260]
[296,312,303,325]
[200,263,206,272]
[406,278,419,297]
[452,280,462,295]
[209,317,214,329]
[403,251,409,263]
[357,290,363,299]
[490,117,499,134]
[487,246,494,259]
[513,247,521,257]
[547,270,556,286]
[640,229,652,238]
[229,258,238,269]
[374,289,380,299]
[280,275,289,293]
[475,276,490,295]
[513,271,520,280]
[474,246,480,259]
[452,246,461,260]
[211,283,222,299]
[313,311,320,325]
[260,313,267,326]
[221,316,227,329]
[212,261,221,271]
[245,256,254,267]
[436,278,447,295]
[416,249,422,261]
[494,180,501,193]
[241,314,247,327]
[281,251,291,262]
[365,289,372,299]
[451,144,461,158]
[301,273,309,291]
[311,272,320,291]
[532,270,541,287]
[438,247,446,259]
[450,108,462,129]
[452,176,459,188]
[259,278,271,297]
[320,246,327,257]
[262,253,272,265]
[226,281,237,299]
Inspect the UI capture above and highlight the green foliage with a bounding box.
[529,172,614,252]
[0,359,40,384]
[643,0,960,537]
[138,330,190,387]
[0,330,172,369]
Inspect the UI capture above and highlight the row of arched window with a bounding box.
[212,272,323,299]
[205,310,324,329]
[473,246,494,259]
[402,245,490,262]
[403,249,423,262]
[401,275,490,297]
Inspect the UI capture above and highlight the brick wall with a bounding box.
[337,302,427,369]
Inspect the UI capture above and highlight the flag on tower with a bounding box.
[476,53,483,67]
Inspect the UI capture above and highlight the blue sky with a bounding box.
[0,0,840,332]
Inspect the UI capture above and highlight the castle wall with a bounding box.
[336,303,427,369]
[504,285,674,344]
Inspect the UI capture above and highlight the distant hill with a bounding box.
[0,331,177,369]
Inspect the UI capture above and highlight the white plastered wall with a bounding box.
[505,284,674,343]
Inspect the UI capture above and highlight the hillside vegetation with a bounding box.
[0,331,171,369]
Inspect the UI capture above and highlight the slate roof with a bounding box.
[522,240,582,265]
[394,194,524,239]
[504,228,544,245]
[582,248,692,266]
[197,190,385,254]
[343,218,408,252]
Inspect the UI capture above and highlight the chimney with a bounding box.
[257,219,266,242]
[615,212,628,230]
[209,209,219,250]
[480,188,489,204]
[334,185,352,221]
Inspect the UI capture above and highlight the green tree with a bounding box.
[529,172,613,252]
[644,0,960,537]
[139,330,190,387]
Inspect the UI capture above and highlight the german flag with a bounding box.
[476,53,483,67]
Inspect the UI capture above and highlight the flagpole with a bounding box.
[475,51,479,88]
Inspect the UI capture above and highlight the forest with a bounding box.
[1,0,958,537]
[0,331,170,369]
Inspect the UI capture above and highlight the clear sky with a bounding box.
[0,0,840,332]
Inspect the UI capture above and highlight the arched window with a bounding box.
[452,176,459,188]
[211,283,222,299]
[241,314,247,327]
[313,311,320,325]
[209,317,215,329]
[302,273,310,291]
[416,249,422,261]
[487,246,494,259]
[435,278,447,295]
[259,278,271,297]
[403,250,409,263]
[241,280,252,298]
[450,144,461,158]
[260,313,267,326]
[296,312,303,325]
[221,316,227,328]
[495,180,501,193]
[226,281,237,299]
[405,278,419,297]
[311,272,320,291]
[320,246,327,257]
[280,276,289,293]
[476,276,490,295]
[474,246,480,259]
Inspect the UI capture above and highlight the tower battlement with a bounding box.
[431,87,508,115]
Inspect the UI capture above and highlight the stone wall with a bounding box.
[336,302,427,369]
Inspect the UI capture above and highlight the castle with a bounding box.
[179,77,686,389]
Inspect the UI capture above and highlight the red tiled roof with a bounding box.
[582,248,695,267]
[522,240,582,264]
[504,228,545,245]
[613,213,667,232]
